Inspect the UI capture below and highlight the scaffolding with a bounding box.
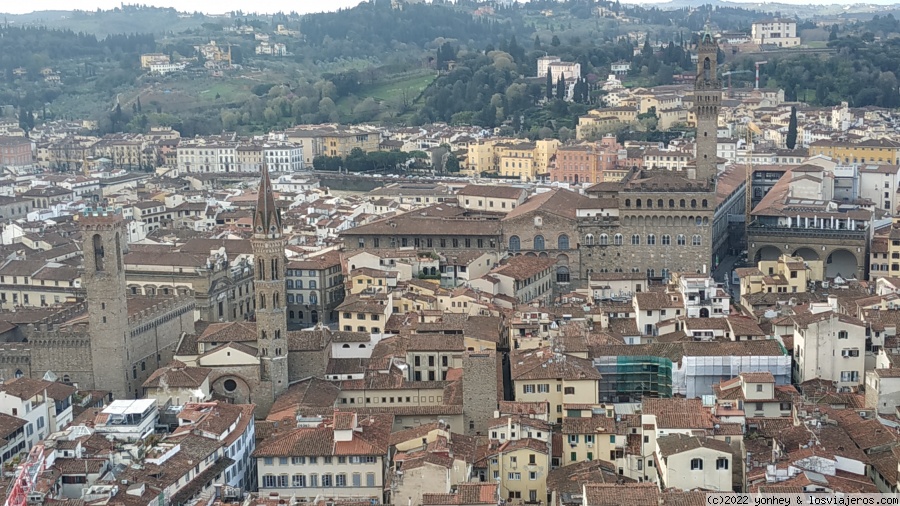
[596,356,674,403]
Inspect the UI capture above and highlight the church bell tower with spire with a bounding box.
[693,26,722,188]
[251,165,288,416]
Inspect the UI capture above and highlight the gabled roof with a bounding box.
[142,361,211,389]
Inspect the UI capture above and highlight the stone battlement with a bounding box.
[79,206,125,227]
[24,323,91,348]
[127,292,196,328]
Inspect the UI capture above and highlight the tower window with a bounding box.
[92,234,105,272]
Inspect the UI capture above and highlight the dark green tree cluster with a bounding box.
[313,148,412,173]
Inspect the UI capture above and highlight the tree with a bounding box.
[786,106,798,149]
[533,35,541,49]
[829,24,839,41]
[556,74,566,101]
[445,153,460,172]
[551,35,561,47]
[546,67,553,100]
[642,38,652,56]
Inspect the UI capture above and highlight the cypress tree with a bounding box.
[546,68,553,100]
[786,106,798,150]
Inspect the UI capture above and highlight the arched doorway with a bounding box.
[700,308,710,318]
[826,249,859,278]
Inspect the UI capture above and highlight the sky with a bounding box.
[1,0,365,15]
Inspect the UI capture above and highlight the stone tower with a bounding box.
[693,28,722,187]
[251,165,288,415]
[462,351,499,436]
[80,207,131,399]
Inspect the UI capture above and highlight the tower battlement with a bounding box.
[79,207,125,228]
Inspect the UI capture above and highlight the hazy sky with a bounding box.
[2,0,366,15]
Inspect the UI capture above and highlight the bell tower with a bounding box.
[80,207,131,399]
[251,165,288,416]
[693,27,722,188]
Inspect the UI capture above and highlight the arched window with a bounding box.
[558,235,569,250]
[691,199,697,208]
[599,234,609,245]
[614,234,623,245]
[692,235,702,246]
[309,280,317,289]
[677,234,686,246]
[14,369,22,378]
[661,268,669,280]
[636,199,642,208]
[702,199,708,208]
[632,234,640,245]
[289,311,295,319]
[669,199,675,208]
[92,234,105,272]
[296,280,303,289]
[534,235,545,251]
[298,311,304,320]
[310,294,318,305]
[342,344,350,349]
[585,234,595,246]
[273,293,280,308]
[646,199,652,208]
[657,199,664,208]
[625,199,631,207]
[647,268,655,278]
[647,234,656,245]
[509,236,521,252]
[259,294,266,309]
[662,234,671,245]
[62,374,71,383]
[556,266,570,283]
[311,310,319,323]
[680,199,686,208]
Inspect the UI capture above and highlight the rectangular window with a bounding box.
[508,472,521,480]
[716,457,729,470]
[570,452,577,462]
[366,473,375,487]
[523,384,535,394]
[335,474,346,487]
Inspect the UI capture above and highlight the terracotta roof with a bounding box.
[656,434,733,456]
[267,377,341,422]
[196,321,257,343]
[642,398,713,429]
[255,413,392,457]
[142,361,211,389]
[511,348,601,381]
[457,184,525,200]
[584,483,659,506]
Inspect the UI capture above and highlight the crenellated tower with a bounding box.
[693,27,722,188]
[251,165,288,415]
[80,207,131,399]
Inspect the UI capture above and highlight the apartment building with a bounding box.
[656,434,734,491]
[511,348,602,424]
[172,402,256,490]
[337,292,392,333]
[791,310,866,387]
[470,256,557,304]
[286,251,345,327]
[712,372,795,420]
[736,254,824,301]
[0,259,81,308]
[560,415,619,465]
[0,413,26,467]
[254,412,391,502]
[478,438,551,504]
[808,138,900,165]
[0,378,75,451]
